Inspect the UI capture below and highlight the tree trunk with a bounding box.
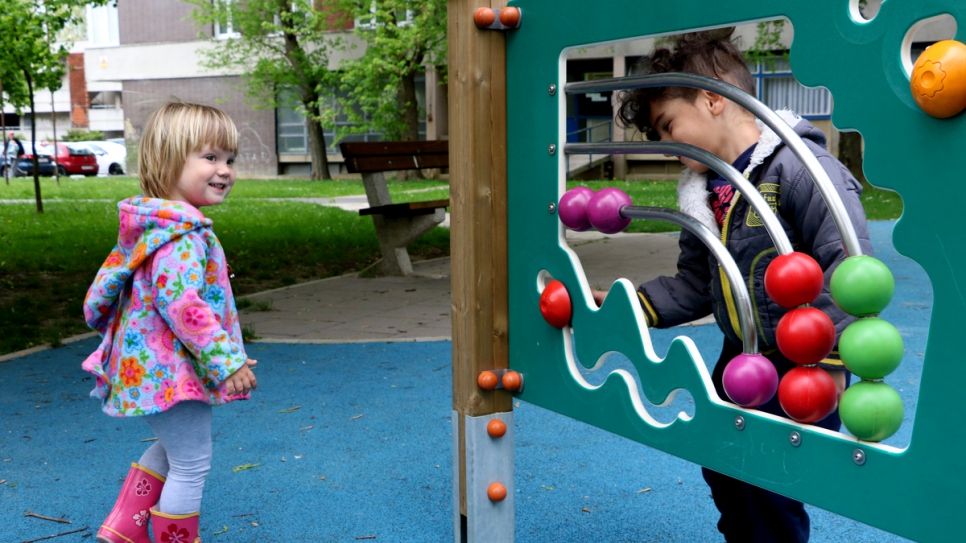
[25,70,42,213]
[1,81,7,186]
[838,131,865,184]
[303,94,331,181]
[396,71,422,180]
[51,84,58,185]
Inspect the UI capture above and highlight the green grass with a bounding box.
[0,176,449,201]
[0,174,901,356]
[0,196,448,355]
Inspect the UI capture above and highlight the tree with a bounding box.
[189,0,351,180]
[0,0,107,211]
[336,1,447,147]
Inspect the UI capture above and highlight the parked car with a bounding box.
[38,142,99,176]
[2,145,56,177]
[73,141,127,175]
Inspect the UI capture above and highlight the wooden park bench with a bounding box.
[339,140,450,276]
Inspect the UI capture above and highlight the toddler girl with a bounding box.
[83,101,256,543]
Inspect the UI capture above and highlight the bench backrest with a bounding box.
[339,141,449,173]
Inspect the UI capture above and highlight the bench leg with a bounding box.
[371,208,446,276]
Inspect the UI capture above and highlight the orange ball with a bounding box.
[910,39,966,118]
[473,7,495,28]
[501,371,522,391]
[477,371,498,390]
[499,7,521,28]
[487,419,507,438]
[487,482,507,502]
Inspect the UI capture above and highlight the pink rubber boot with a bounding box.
[96,462,166,543]
[151,509,201,543]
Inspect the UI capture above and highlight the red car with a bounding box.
[39,142,99,176]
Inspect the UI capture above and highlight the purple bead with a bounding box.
[587,187,632,234]
[558,186,595,231]
[722,353,779,408]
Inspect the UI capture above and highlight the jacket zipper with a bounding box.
[718,192,743,344]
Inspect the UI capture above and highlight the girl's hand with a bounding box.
[245,358,257,369]
[225,365,257,396]
[591,289,609,307]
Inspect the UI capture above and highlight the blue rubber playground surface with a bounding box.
[1,221,925,542]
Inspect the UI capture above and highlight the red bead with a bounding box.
[539,280,572,328]
[765,252,825,308]
[776,307,837,365]
[778,366,838,423]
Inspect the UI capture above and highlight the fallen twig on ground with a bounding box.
[24,511,71,524]
[19,525,88,543]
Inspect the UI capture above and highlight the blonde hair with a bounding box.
[138,101,239,198]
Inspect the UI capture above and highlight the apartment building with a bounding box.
[6,0,948,180]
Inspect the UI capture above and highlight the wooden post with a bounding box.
[448,0,511,541]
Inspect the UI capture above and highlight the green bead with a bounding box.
[838,317,904,380]
[830,255,895,316]
[839,381,904,442]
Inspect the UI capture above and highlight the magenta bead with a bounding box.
[558,186,595,231]
[722,353,779,408]
[587,187,632,234]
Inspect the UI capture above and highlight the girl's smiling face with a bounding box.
[167,146,236,207]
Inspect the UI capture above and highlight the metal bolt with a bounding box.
[852,448,867,466]
[734,416,745,431]
[548,202,556,214]
[549,84,557,96]
[789,431,801,447]
[548,143,556,155]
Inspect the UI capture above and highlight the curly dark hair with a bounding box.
[616,28,756,141]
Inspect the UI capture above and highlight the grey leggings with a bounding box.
[137,400,212,515]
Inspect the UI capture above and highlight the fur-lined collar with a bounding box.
[677,109,802,236]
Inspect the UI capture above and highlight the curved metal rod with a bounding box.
[565,73,863,257]
[567,141,794,255]
[619,205,757,354]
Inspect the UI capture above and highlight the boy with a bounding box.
[596,29,873,542]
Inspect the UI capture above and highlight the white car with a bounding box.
[74,140,127,176]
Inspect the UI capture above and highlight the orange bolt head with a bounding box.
[478,371,498,390]
[487,482,507,502]
[911,39,966,118]
[499,7,521,27]
[474,7,495,28]
[487,419,507,438]
[502,371,522,391]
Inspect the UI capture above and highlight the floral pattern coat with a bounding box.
[82,197,248,417]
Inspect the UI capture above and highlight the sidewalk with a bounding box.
[238,229,698,344]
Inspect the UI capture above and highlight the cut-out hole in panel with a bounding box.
[849,0,881,23]
[560,20,926,448]
[901,13,957,77]
[536,268,553,293]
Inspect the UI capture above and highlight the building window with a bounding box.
[277,77,427,155]
[89,91,122,109]
[355,3,415,30]
[87,3,119,46]
[214,0,240,40]
[750,57,832,119]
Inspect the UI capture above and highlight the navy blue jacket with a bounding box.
[637,115,874,368]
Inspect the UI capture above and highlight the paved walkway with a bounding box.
[237,229,696,344]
